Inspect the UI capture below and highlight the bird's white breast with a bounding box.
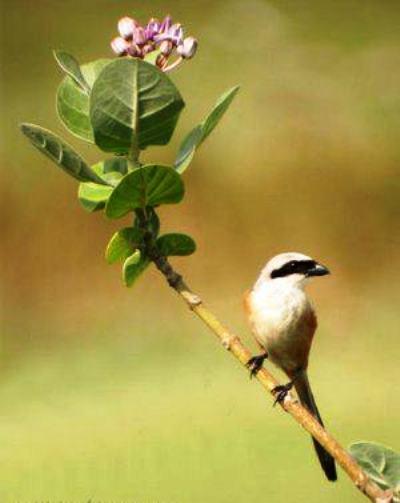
[248,280,312,360]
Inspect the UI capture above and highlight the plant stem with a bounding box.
[138,211,393,503]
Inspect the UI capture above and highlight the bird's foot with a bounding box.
[272,381,294,406]
[246,352,268,379]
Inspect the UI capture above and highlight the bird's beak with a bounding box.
[307,263,330,277]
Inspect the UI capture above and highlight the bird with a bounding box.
[243,252,337,482]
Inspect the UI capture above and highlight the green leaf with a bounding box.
[100,158,128,176]
[53,50,90,94]
[157,233,196,256]
[349,442,400,499]
[78,183,114,212]
[57,59,112,143]
[20,123,107,184]
[78,159,127,212]
[201,86,240,142]
[106,165,184,219]
[105,227,143,264]
[174,126,203,174]
[122,250,150,287]
[175,85,240,173]
[90,58,185,154]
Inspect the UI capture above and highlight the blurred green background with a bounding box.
[1,0,399,501]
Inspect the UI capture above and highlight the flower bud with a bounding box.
[168,23,183,45]
[160,40,173,56]
[160,15,172,33]
[133,26,147,46]
[118,17,138,40]
[145,18,160,40]
[111,36,130,56]
[177,36,198,59]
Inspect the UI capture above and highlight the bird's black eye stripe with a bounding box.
[270,260,316,279]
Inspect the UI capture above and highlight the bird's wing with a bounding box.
[283,304,318,376]
[298,304,318,340]
[298,305,318,367]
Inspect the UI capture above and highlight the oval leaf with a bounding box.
[123,250,150,287]
[349,442,400,498]
[202,85,240,142]
[20,123,107,184]
[106,165,184,219]
[78,183,114,212]
[57,59,112,143]
[78,161,126,212]
[105,227,143,264]
[90,58,185,154]
[157,233,196,256]
[175,85,239,173]
[53,50,90,94]
[174,126,203,173]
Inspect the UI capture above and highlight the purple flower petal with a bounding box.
[154,33,170,43]
[133,26,147,46]
[145,17,161,40]
[160,15,172,33]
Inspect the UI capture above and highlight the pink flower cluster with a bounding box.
[111,15,198,72]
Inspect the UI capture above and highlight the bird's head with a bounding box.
[257,252,330,289]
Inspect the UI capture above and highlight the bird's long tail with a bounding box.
[294,371,337,482]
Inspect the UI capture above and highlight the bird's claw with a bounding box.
[246,353,268,379]
[272,382,294,406]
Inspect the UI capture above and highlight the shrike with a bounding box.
[244,252,337,482]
